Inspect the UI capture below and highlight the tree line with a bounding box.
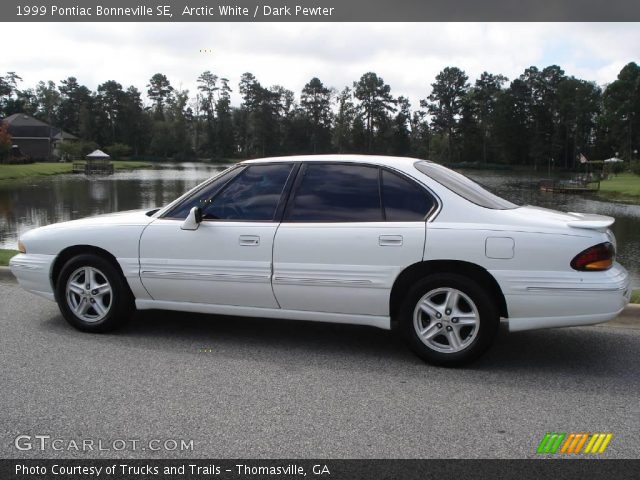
[1,62,639,168]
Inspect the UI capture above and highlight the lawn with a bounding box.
[598,173,640,200]
[0,249,18,266]
[0,161,152,181]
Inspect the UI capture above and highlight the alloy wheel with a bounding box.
[65,266,113,323]
[412,287,480,353]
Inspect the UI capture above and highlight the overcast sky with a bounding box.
[4,22,639,108]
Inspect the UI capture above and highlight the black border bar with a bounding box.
[3,0,640,22]
[3,459,640,480]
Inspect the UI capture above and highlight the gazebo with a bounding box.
[83,149,114,174]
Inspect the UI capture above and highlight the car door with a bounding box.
[272,163,435,317]
[139,163,295,307]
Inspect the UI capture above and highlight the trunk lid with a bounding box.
[505,206,615,232]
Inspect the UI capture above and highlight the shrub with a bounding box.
[76,140,99,158]
[106,143,131,160]
[610,161,626,175]
[0,122,12,162]
[56,141,82,161]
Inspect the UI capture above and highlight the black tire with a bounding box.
[55,254,134,332]
[398,273,499,366]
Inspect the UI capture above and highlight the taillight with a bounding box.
[570,242,615,271]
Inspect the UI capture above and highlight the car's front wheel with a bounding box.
[55,254,134,332]
[399,273,499,366]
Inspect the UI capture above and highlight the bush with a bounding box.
[0,121,12,162]
[77,140,99,158]
[56,141,82,161]
[631,161,640,176]
[610,161,626,175]
[106,143,131,160]
[56,141,99,160]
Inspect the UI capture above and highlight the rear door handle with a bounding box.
[379,235,403,246]
[239,235,260,246]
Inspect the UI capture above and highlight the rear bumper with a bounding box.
[491,263,631,332]
[9,253,56,301]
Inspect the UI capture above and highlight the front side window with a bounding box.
[164,166,241,219]
[286,164,383,222]
[201,163,293,221]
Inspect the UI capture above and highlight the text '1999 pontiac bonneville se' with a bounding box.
[10,155,631,365]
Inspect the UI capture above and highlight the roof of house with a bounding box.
[52,129,78,140]
[3,113,51,127]
[3,113,77,140]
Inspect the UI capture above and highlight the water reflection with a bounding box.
[0,163,227,249]
[0,164,638,288]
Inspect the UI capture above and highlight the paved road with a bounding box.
[1,281,639,459]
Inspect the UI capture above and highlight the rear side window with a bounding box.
[286,164,383,222]
[415,161,516,209]
[382,170,435,221]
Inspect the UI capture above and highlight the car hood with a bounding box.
[33,209,157,232]
[18,208,159,256]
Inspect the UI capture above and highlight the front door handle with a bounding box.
[239,235,260,246]
[379,235,403,246]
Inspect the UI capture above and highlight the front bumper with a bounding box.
[9,253,56,301]
[491,263,631,332]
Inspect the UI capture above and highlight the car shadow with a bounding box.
[475,323,639,375]
[40,309,418,366]
[40,310,639,379]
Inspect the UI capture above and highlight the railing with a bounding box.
[72,161,114,175]
[539,179,600,193]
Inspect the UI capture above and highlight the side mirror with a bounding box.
[181,206,202,230]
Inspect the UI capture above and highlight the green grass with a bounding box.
[0,249,18,266]
[0,160,152,181]
[598,173,640,201]
[0,162,73,180]
[632,290,640,304]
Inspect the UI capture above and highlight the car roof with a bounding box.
[241,154,433,169]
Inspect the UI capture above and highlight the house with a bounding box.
[2,113,77,160]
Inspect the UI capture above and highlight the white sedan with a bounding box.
[10,155,631,365]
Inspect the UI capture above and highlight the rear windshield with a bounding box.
[414,161,517,210]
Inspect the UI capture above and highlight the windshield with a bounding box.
[414,161,517,210]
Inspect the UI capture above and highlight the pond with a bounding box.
[1,163,638,288]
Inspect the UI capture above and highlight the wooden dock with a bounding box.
[72,160,114,175]
[539,179,600,193]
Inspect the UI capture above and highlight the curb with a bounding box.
[0,265,15,282]
[610,303,640,327]
[0,265,638,323]
[619,303,640,314]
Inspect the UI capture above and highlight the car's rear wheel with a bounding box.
[55,254,134,332]
[399,273,499,366]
